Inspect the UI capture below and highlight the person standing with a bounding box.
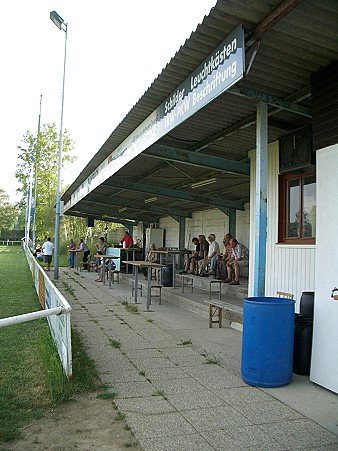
[68,238,76,268]
[120,231,133,248]
[42,237,54,271]
[77,238,90,268]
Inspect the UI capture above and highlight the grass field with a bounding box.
[0,246,101,443]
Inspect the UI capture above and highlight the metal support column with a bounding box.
[228,209,236,237]
[253,101,268,297]
[178,217,186,270]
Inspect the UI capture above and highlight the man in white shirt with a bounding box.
[42,237,54,271]
[224,238,249,285]
[198,233,220,277]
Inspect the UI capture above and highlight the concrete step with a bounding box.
[226,283,248,299]
[120,273,244,329]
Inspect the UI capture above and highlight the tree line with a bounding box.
[0,123,118,245]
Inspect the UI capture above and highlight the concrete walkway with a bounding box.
[54,268,338,451]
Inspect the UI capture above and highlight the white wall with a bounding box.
[249,141,316,307]
[159,205,250,251]
[311,143,338,393]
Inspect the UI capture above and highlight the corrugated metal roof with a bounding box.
[62,0,338,224]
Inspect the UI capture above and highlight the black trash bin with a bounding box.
[161,266,173,287]
[293,313,313,375]
[299,291,314,319]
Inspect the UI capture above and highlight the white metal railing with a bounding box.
[0,240,22,246]
[0,306,71,328]
[20,242,73,377]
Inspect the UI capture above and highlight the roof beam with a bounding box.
[246,0,304,47]
[85,193,192,218]
[102,179,245,211]
[189,86,311,152]
[145,145,250,176]
[229,86,311,117]
[65,209,141,225]
[79,199,154,221]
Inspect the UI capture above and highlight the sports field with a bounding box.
[0,246,100,442]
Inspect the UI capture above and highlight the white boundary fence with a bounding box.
[0,240,22,246]
[0,243,73,377]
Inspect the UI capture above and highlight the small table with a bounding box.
[123,261,164,311]
[120,247,143,273]
[95,255,119,288]
[156,250,190,288]
[70,249,84,270]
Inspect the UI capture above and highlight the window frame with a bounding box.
[278,171,316,245]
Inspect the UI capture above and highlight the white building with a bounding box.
[62,1,338,393]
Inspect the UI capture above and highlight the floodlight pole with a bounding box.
[50,11,68,279]
[32,94,42,249]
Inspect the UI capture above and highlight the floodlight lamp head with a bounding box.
[50,11,67,31]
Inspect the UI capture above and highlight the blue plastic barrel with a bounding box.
[241,296,295,388]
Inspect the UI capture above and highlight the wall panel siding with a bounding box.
[249,141,316,307]
[159,205,250,252]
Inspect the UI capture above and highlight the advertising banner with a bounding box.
[23,245,72,376]
[66,25,245,210]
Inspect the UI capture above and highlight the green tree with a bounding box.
[0,189,18,237]
[16,123,76,240]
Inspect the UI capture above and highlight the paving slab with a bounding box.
[113,381,156,399]
[123,349,163,360]
[55,268,338,449]
[131,357,178,371]
[217,386,275,406]
[115,396,175,415]
[138,433,214,451]
[235,399,304,424]
[142,366,191,381]
[124,412,196,439]
[181,405,253,432]
[258,419,338,449]
[151,377,207,395]
[201,425,285,451]
[165,390,226,411]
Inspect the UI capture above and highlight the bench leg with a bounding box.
[209,304,223,328]
[218,307,222,328]
[209,304,213,328]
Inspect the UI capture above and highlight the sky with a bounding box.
[1,0,217,203]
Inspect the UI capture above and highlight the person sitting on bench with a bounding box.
[180,237,200,274]
[216,233,232,279]
[141,244,159,280]
[198,233,220,277]
[224,238,249,285]
[95,251,116,282]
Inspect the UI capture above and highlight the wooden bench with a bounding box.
[277,291,294,299]
[205,300,228,328]
[80,256,96,272]
[181,274,222,301]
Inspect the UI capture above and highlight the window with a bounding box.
[278,172,316,244]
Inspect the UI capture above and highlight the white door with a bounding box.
[310,144,338,393]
